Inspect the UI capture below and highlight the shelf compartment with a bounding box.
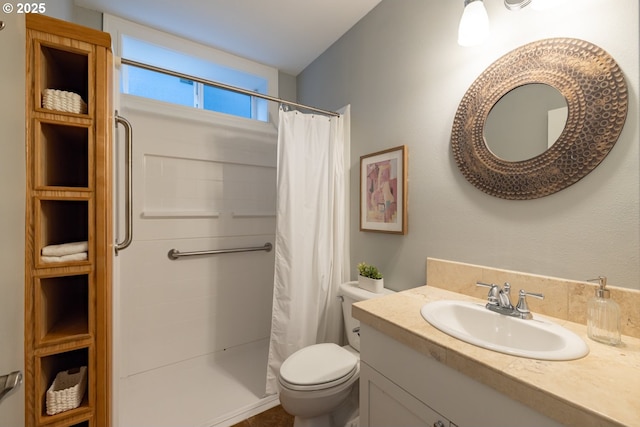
[35,273,90,346]
[37,347,91,423]
[36,42,91,116]
[49,418,92,427]
[35,199,90,267]
[35,120,91,189]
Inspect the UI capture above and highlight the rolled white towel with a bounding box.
[41,241,88,257]
[41,252,88,263]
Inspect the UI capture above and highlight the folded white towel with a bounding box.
[41,252,88,263]
[41,241,88,257]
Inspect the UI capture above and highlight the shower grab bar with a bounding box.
[115,112,133,255]
[168,242,273,260]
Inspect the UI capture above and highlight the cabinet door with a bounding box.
[361,362,452,427]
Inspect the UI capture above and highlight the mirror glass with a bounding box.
[484,84,568,162]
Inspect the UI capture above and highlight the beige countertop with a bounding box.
[353,285,640,427]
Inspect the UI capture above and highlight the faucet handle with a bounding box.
[515,290,544,319]
[476,282,499,306]
[502,282,513,308]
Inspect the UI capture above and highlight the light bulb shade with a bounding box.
[458,0,490,47]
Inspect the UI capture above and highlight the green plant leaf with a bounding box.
[357,262,382,279]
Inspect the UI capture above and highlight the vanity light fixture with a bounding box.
[503,0,531,10]
[459,0,566,46]
[458,0,490,47]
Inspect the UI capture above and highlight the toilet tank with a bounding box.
[339,281,394,352]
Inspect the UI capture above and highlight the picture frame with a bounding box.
[360,145,407,234]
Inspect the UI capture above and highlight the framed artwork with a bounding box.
[360,145,407,234]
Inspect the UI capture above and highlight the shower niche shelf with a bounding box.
[25,14,112,427]
[35,273,90,346]
[35,120,91,189]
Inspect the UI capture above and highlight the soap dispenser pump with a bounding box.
[587,276,621,346]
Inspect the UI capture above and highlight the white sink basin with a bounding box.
[420,300,589,360]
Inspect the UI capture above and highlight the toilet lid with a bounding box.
[280,343,358,387]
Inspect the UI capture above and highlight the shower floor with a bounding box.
[118,338,279,427]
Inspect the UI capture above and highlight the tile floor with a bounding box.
[231,405,294,427]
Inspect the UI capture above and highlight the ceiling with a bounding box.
[76,0,383,76]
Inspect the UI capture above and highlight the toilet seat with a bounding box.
[279,343,358,391]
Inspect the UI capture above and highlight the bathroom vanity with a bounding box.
[359,324,563,427]
[353,259,640,427]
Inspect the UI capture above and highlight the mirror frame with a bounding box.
[451,38,628,200]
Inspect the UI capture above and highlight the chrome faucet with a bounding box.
[476,282,544,319]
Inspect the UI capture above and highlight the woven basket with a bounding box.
[46,366,87,415]
[42,89,87,114]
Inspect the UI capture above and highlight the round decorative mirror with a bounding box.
[451,38,628,200]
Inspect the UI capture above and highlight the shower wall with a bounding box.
[114,97,278,426]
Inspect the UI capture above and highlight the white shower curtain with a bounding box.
[265,106,351,395]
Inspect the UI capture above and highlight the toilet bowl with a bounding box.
[278,343,359,426]
[277,281,394,427]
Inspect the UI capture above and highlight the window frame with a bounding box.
[103,14,279,125]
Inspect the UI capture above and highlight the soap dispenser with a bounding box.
[587,276,621,345]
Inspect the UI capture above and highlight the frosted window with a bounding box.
[120,36,269,121]
[124,65,194,108]
[203,85,252,118]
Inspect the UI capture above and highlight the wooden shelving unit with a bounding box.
[24,14,112,427]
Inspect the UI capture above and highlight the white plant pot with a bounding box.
[358,275,384,293]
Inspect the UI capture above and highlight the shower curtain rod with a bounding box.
[119,58,340,117]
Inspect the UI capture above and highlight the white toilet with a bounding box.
[277,281,394,427]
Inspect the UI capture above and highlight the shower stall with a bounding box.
[113,98,280,427]
[110,40,346,423]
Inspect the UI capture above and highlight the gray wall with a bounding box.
[278,71,297,107]
[42,0,101,29]
[0,12,25,426]
[297,0,640,290]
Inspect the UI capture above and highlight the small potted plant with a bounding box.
[357,262,384,293]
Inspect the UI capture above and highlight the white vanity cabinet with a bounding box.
[359,325,565,427]
[360,361,456,427]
